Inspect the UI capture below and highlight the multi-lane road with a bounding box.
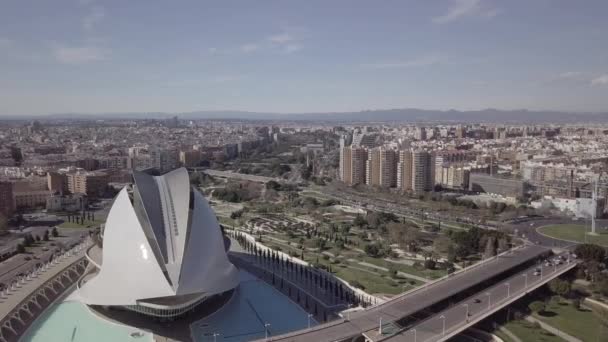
[256,244,550,342]
[0,227,88,288]
[382,251,577,341]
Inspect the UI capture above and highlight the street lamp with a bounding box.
[308,314,313,328]
[523,273,528,289]
[378,317,383,335]
[440,315,446,336]
[463,303,470,322]
[485,292,491,310]
[264,323,271,341]
[540,265,543,280]
[504,282,510,298]
[411,328,416,342]
[213,333,220,342]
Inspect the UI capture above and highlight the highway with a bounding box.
[200,169,285,184]
[506,217,608,248]
[0,228,87,288]
[0,239,91,320]
[256,244,550,342]
[381,251,578,342]
[303,188,493,232]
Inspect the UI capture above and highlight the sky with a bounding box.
[1,0,608,116]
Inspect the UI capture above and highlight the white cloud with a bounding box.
[240,43,259,53]
[53,46,108,64]
[83,6,105,30]
[268,33,294,44]
[284,44,303,54]
[557,71,584,79]
[591,74,608,86]
[207,47,218,55]
[362,56,442,69]
[432,0,500,24]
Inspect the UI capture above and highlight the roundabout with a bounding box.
[536,223,608,247]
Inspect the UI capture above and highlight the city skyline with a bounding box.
[2,0,608,116]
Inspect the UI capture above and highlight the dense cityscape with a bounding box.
[0,117,606,341]
[2,0,608,341]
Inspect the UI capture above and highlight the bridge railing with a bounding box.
[366,244,528,313]
[388,260,580,342]
[0,243,91,336]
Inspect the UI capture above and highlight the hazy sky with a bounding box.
[1,0,608,115]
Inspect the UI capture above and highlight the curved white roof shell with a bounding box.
[78,168,239,306]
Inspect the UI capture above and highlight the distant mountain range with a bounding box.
[4,108,608,123]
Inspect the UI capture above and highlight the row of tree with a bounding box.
[16,228,58,254]
[233,231,374,307]
[66,211,96,225]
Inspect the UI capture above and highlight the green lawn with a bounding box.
[262,239,418,295]
[534,300,607,341]
[538,224,608,247]
[498,320,565,342]
[358,256,445,279]
[332,265,405,295]
[58,219,104,229]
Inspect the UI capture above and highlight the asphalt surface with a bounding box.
[383,251,577,342]
[256,245,549,342]
[505,217,608,248]
[0,228,87,288]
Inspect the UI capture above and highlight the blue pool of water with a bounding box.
[21,271,313,342]
[21,301,153,342]
[191,271,316,341]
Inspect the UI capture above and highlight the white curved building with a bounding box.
[77,168,239,318]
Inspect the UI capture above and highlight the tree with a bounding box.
[16,243,25,254]
[497,238,509,253]
[528,301,546,314]
[0,214,7,235]
[43,230,49,241]
[433,235,453,255]
[548,278,571,297]
[353,215,366,227]
[364,243,383,258]
[574,244,606,263]
[301,164,313,180]
[51,227,59,237]
[483,236,497,259]
[571,298,581,310]
[314,238,327,251]
[266,180,281,191]
[424,259,436,270]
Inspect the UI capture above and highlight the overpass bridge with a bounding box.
[0,239,91,342]
[374,251,577,342]
[194,169,288,184]
[257,244,573,342]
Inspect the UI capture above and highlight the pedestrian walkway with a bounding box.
[497,325,523,342]
[524,316,582,342]
[355,261,430,283]
[0,240,90,320]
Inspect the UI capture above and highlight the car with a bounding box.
[473,298,481,304]
[534,270,541,276]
